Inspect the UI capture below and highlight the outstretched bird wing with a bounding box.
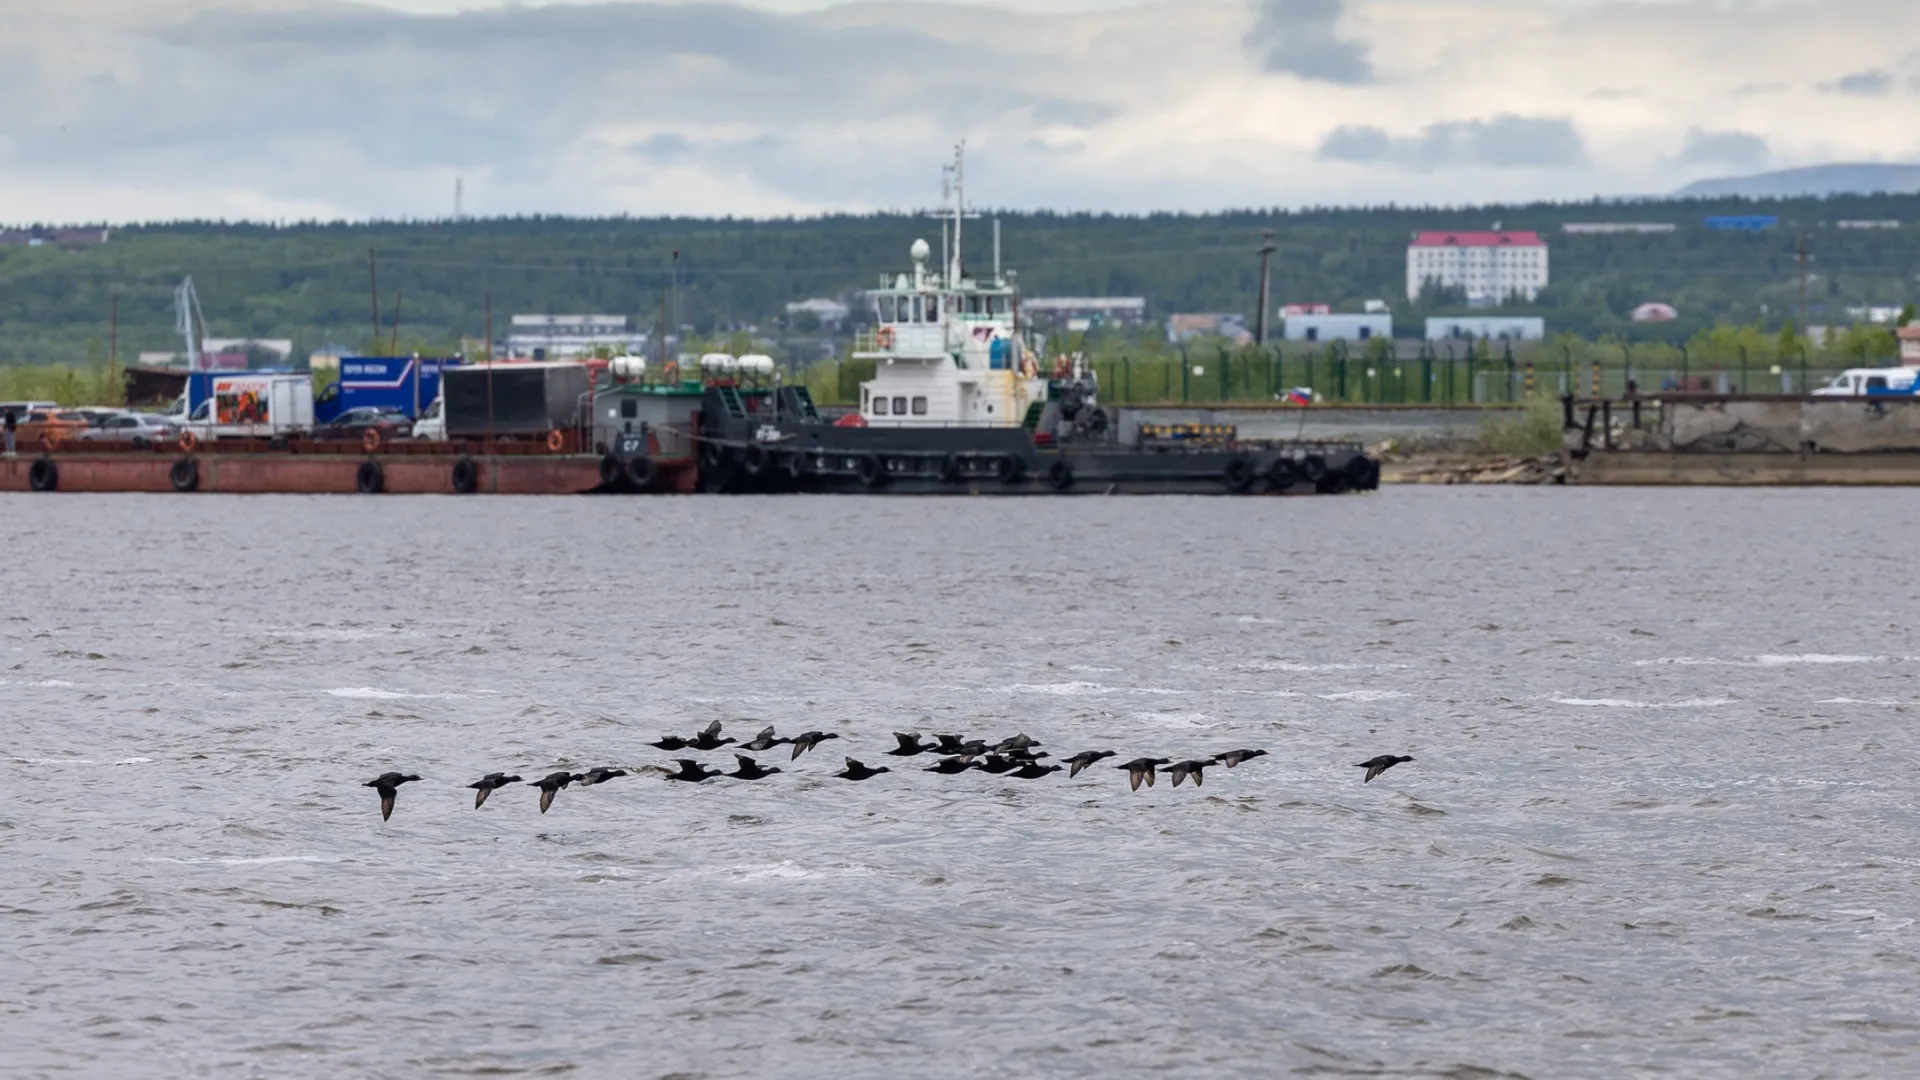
[474,786,491,809]
[378,787,396,820]
[539,786,556,813]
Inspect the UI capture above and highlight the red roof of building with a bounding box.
[1410,231,1546,248]
[1897,325,1920,340]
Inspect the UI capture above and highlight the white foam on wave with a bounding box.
[1317,690,1410,702]
[10,757,96,765]
[3,679,80,688]
[113,757,153,765]
[141,855,342,866]
[325,687,467,700]
[1551,696,1737,709]
[987,682,1188,696]
[1132,710,1218,727]
[1815,697,1911,707]
[1235,616,1286,625]
[717,860,875,882]
[1637,654,1893,667]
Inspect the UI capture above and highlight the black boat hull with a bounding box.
[696,417,1378,496]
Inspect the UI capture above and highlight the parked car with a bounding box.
[18,408,93,446]
[317,406,411,443]
[73,413,179,447]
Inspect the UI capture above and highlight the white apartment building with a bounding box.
[1405,231,1548,304]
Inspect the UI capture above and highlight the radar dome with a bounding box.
[910,238,931,263]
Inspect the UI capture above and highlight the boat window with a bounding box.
[873,396,889,415]
[924,295,940,323]
[619,398,638,419]
[990,295,1010,315]
[892,396,908,414]
[912,396,928,415]
[878,295,896,323]
[1867,376,1889,391]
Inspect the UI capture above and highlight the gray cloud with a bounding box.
[1732,81,1787,95]
[1822,69,1893,96]
[1244,0,1373,85]
[1317,115,1586,170]
[1672,128,1770,170]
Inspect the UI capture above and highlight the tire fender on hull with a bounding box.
[356,460,385,494]
[453,457,481,494]
[169,457,199,493]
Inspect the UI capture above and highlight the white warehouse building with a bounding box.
[1282,313,1392,343]
[1406,231,1549,303]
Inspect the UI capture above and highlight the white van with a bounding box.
[1812,368,1920,397]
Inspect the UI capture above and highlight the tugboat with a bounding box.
[696,147,1377,496]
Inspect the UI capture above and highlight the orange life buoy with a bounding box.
[545,430,565,452]
[41,429,62,450]
[362,428,382,453]
[662,361,679,382]
[876,326,895,348]
[177,430,198,453]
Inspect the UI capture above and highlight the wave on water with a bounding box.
[1637,654,1895,667]
[10,757,96,764]
[113,757,153,765]
[140,855,343,866]
[325,687,473,700]
[1816,697,1912,707]
[1551,696,1737,709]
[0,679,79,688]
[1317,690,1410,702]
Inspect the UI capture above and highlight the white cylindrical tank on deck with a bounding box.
[610,355,647,378]
[737,354,775,376]
[699,353,737,373]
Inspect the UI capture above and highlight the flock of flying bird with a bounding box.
[360,720,1417,821]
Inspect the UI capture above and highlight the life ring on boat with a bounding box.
[355,460,385,494]
[625,455,657,489]
[452,456,480,494]
[177,430,199,453]
[28,457,58,492]
[1046,457,1075,492]
[545,430,565,452]
[1223,456,1256,494]
[362,428,382,453]
[876,327,895,348]
[598,453,623,486]
[662,361,679,382]
[741,442,769,476]
[169,457,199,493]
[1267,457,1300,491]
[856,452,888,488]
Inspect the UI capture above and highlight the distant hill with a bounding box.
[1676,164,1920,199]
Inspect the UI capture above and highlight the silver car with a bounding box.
[74,412,179,447]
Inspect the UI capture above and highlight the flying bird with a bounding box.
[1116,757,1172,791]
[529,771,576,814]
[925,756,981,775]
[1165,760,1211,788]
[364,772,421,821]
[834,758,891,781]
[787,731,841,760]
[1212,748,1268,768]
[739,726,786,752]
[575,767,628,786]
[687,721,735,751]
[466,772,522,809]
[888,733,936,756]
[665,759,722,783]
[1355,755,1414,783]
[1064,750,1115,777]
[648,734,690,751]
[725,755,782,781]
[1010,761,1062,780]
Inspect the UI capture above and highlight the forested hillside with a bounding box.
[2,190,1917,367]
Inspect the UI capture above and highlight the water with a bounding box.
[5,488,1920,1078]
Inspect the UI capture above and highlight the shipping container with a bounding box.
[443,362,591,438]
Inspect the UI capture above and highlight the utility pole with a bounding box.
[1255,230,1277,346]
[109,292,119,403]
[388,291,403,356]
[1796,231,1810,335]
[368,248,380,346]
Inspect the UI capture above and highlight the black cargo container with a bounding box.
[444,363,591,438]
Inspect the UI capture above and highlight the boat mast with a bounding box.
[949,141,965,286]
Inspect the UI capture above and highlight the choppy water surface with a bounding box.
[5,488,1920,1077]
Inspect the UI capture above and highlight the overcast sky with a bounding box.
[0,0,1914,222]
